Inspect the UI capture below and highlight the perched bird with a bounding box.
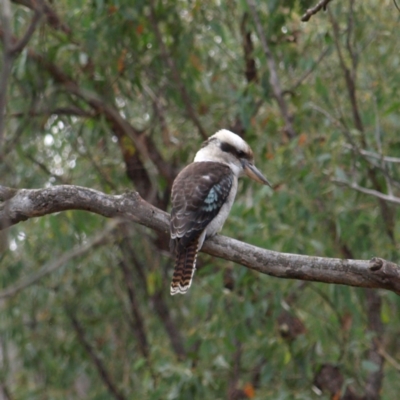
[170,129,271,295]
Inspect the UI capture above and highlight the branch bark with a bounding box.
[301,0,334,22]
[2,184,400,295]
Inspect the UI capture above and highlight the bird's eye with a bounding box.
[237,150,245,158]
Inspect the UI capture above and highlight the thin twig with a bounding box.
[0,219,122,299]
[301,0,334,22]
[246,0,296,139]
[11,0,71,35]
[345,0,357,80]
[0,384,13,400]
[0,0,13,152]
[310,103,400,190]
[373,97,394,197]
[0,0,43,155]
[24,152,70,185]
[377,342,400,372]
[332,179,400,205]
[67,310,127,400]
[329,6,396,242]
[365,290,384,399]
[148,2,207,140]
[328,8,364,135]
[151,290,187,359]
[10,107,96,118]
[347,147,400,164]
[286,48,330,93]
[118,247,150,359]
[394,0,400,14]
[9,4,42,55]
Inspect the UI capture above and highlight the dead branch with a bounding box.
[2,184,400,295]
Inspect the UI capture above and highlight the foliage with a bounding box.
[1,0,400,399]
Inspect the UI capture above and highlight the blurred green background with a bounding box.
[1,0,400,398]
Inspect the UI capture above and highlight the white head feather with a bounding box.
[194,129,253,176]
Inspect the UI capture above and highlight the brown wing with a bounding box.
[170,162,233,252]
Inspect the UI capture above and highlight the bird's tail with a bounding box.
[170,239,199,295]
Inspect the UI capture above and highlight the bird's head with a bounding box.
[194,129,271,187]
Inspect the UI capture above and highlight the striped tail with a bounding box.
[170,239,199,295]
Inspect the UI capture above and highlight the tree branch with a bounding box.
[117,250,150,359]
[365,289,384,399]
[332,179,400,206]
[246,0,296,139]
[329,7,396,241]
[0,0,14,151]
[0,219,122,299]
[67,310,127,400]
[123,242,187,359]
[0,0,43,153]
[11,0,71,35]
[301,0,334,22]
[2,184,400,295]
[9,2,42,56]
[148,2,208,140]
[286,47,330,93]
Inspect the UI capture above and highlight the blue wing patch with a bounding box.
[202,185,222,211]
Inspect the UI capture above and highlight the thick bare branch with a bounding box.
[2,184,400,295]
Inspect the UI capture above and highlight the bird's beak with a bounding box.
[242,160,272,187]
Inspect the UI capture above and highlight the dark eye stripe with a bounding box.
[220,141,250,160]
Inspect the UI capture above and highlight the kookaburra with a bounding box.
[170,129,271,295]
